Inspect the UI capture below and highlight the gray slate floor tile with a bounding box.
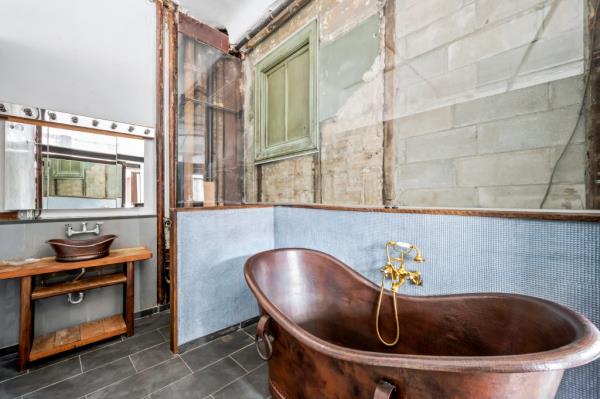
[242,323,257,338]
[0,355,23,383]
[158,326,170,341]
[182,331,253,372]
[87,357,190,399]
[151,358,245,399]
[0,357,81,399]
[23,357,135,399]
[135,312,170,335]
[230,345,264,372]
[81,331,164,371]
[131,342,175,372]
[212,363,269,399]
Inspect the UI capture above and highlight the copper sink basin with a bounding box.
[47,235,118,262]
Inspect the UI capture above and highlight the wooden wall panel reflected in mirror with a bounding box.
[0,120,147,212]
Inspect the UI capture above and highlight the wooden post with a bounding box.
[18,276,33,371]
[167,3,178,210]
[124,261,135,337]
[382,0,397,207]
[155,0,166,305]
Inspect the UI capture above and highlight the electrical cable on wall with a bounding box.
[539,0,600,208]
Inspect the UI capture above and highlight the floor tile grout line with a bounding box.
[229,342,255,356]
[4,314,170,399]
[179,355,194,374]
[80,331,167,373]
[16,367,85,399]
[211,362,269,398]
[181,329,255,357]
[148,349,248,398]
[129,355,138,373]
[82,354,184,398]
[228,355,249,373]
[24,355,141,399]
[207,364,263,398]
[0,369,28,385]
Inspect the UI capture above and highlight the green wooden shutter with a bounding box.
[266,64,286,147]
[286,47,310,141]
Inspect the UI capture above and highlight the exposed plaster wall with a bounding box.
[243,0,587,209]
[243,0,385,205]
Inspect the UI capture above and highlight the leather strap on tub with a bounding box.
[374,380,396,399]
[255,314,273,360]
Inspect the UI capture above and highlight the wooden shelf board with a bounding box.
[29,315,126,362]
[0,247,152,280]
[31,273,127,300]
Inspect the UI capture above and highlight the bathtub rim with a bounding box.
[244,248,600,373]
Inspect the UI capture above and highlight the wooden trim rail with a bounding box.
[168,203,600,222]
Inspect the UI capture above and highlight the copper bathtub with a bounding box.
[244,248,600,399]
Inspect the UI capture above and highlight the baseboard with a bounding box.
[178,315,260,353]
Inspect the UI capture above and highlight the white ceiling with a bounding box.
[176,0,280,44]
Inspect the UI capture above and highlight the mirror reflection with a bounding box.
[0,121,145,211]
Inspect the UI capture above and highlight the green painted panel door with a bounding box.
[266,65,286,147]
[286,47,310,141]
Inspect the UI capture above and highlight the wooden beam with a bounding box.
[382,0,397,207]
[178,13,230,54]
[587,0,600,208]
[240,0,312,54]
[169,209,178,353]
[168,4,178,210]
[156,0,167,304]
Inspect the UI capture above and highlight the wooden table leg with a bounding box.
[124,261,135,336]
[18,276,33,371]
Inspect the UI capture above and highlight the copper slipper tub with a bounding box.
[244,248,600,399]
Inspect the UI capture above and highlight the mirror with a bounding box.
[0,120,146,211]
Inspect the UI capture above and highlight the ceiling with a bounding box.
[176,0,280,44]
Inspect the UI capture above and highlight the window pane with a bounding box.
[287,47,310,141]
[266,65,286,147]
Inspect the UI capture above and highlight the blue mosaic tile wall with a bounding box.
[176,206,599,399]
[176,207,274,345]
[274,207,600,399]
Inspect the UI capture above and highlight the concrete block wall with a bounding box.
[396,76,586,208]
[394,0,584,118]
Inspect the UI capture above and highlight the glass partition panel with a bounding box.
[175,36,243,208]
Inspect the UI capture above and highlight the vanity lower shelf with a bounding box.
[30,315,126,361]
[31,273,127,300]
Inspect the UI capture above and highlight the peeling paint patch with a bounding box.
[319,14,381,121]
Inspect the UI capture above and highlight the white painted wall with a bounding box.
[0,0,156,127]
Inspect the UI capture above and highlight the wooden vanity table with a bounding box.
[0,247,152,370]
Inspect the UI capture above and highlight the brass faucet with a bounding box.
[375,241,425,346]
[381,241,425,291]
